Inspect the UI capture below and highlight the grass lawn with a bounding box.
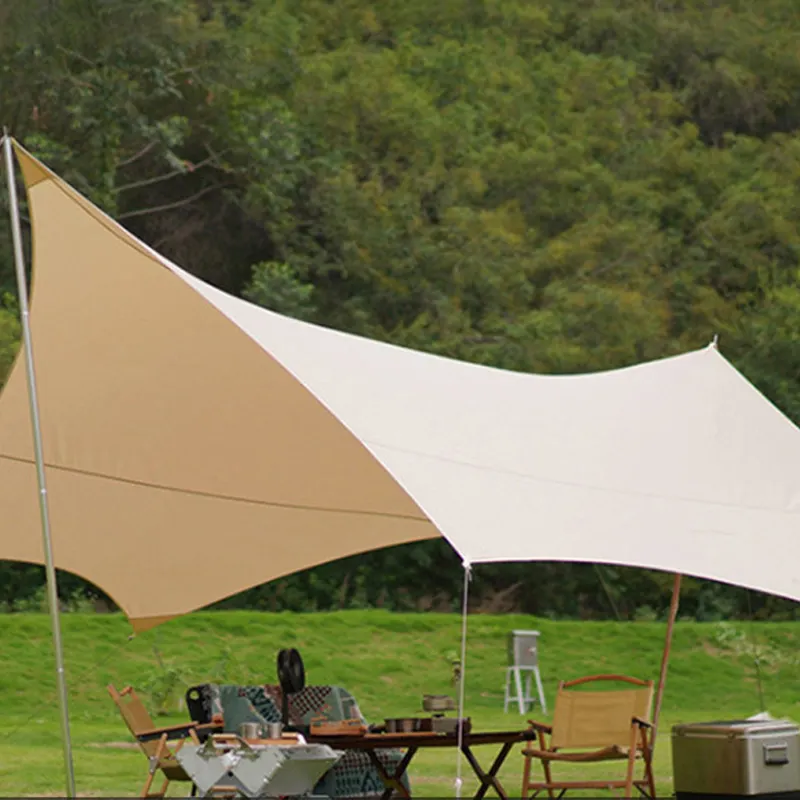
[1,610,799,797]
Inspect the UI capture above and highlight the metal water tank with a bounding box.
[507,629,540,668]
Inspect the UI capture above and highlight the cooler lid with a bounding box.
[672,719,799,737]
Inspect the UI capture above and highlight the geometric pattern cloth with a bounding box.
[205,683,410,798]
[263,684,410,799]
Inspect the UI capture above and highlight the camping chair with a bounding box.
[107,683,220,798]
[520,674,656,799]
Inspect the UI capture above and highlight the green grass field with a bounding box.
[1,610,799,797]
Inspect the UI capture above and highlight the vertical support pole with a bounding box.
[3,133,77,798]
[651,573,681,758]
[454,560,471,799]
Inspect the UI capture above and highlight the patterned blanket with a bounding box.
[192,683,409,798]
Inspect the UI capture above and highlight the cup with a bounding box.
[239,722,262,740]
[265,721,283,739]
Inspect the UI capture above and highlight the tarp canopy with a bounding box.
[2,141,800,632]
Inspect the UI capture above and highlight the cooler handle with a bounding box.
[764,743,789,766]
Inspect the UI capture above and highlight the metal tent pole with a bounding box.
[2,132,77,798]
[651,572,682,758]
[454,561,471,799]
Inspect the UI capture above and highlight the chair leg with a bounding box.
[536,729,555,800]
[641,727,657,798]
[624,724,638,798]
[142,774,169,799]
[141,771,155,799]
[542,757,556,800]
[141,734,168,798]
[521,751,532,798]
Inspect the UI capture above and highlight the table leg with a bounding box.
[365,746,417,800]
[461,741,513,800]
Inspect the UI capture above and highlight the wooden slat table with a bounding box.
[306,729,537,799]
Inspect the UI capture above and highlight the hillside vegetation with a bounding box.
[0,0,799,617]
[3,611,800,795]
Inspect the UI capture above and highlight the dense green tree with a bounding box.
[0,0,798,619]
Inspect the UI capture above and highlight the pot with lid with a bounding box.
[423,694,456,713]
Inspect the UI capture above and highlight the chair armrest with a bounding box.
[527,719,553,734]
[135,721,203,742]
[632,717,652,729]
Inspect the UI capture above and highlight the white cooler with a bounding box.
[672,719,800,799]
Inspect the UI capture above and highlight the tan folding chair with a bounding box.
[520,674,656,799]
[107,683,220,798]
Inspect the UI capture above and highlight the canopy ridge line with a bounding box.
[3,133,77,797]
[0,453,430,521]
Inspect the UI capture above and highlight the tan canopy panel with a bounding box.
[2,141,800,631]
[0,143,437,631]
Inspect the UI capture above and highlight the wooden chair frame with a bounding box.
[520,674,656,799]
[107,683,220,798]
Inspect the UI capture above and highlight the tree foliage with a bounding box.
[0,0,798,619]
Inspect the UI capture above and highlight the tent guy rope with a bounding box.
[2,133,76,797]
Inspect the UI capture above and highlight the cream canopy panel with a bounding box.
[181,271,800,603]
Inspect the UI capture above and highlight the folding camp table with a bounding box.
[306,729,537,800]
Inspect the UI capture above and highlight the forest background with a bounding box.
[0,0,798,623]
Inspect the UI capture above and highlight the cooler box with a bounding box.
[672,719,800,799]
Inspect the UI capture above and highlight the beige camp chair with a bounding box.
[520,674,656,799]
[107,683,220,798]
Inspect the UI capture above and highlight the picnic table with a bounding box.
[306,728,537,799]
